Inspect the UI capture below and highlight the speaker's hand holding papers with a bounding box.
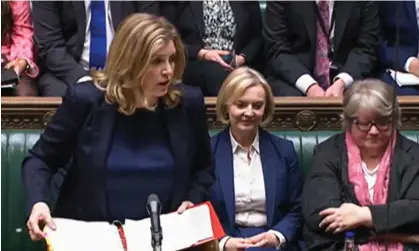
[43,202,222,251]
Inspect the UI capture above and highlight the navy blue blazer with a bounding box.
[21,81,214,221]
[378,1,418,72]
[210,128,302,245]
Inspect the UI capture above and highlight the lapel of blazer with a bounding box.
[332,1,355,53]
[72,2,87,56]
[295,1,317,45]
[90,100,117,218]
[404,1,417,29]
[161,101,189,208]
[91,101,116,172]
[190,2,204,39]
[215,129,236,229]
[259,129,278,227]
[388,134,413,201]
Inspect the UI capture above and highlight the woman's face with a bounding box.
[228,85,266,135]
[350,109,393,156]
[142,40,176,98]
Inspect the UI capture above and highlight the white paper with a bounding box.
[389,69,419,86]
[44,218,124,251]
[1,83,15,89]
[44,204,214,251]
[124,204,214,251]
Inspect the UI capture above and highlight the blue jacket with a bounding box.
[210,128,302,247]
[378,1,419,72]
[22,81,214,221]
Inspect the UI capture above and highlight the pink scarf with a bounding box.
[345,130,402,251]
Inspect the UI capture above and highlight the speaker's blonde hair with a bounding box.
[92,13,186,115]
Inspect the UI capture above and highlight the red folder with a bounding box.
[192,201,226,246]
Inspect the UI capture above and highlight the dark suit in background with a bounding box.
[176,1,262,96]
[32,1,160,96]
[378,1,419,95]
[22,82,214,221]
[263,1,380,96]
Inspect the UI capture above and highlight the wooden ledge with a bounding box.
[2,97,419,131]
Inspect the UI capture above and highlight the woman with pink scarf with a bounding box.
[302,79,419,251]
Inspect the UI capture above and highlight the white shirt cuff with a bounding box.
[268,230,287,248]
[334,72,353,87]
[405,57,416,73]
[77,76,93,83]
[295,74,317,94]
[218,236,230,251]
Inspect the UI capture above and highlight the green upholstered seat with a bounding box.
[3,129,418,251]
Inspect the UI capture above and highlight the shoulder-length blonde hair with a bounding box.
[92,13,186,115]
[216,67,275,126]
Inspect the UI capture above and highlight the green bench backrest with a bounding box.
[3,130,419,250]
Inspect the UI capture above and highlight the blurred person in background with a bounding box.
[1,0,39,96]
[176,1,263,96]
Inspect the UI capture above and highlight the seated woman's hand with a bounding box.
[200,49,234,71]
[234,55,245,67]
[319,203,372,233]
[225,237,252,251]
[4,58,27,76]
[26,202,56,241]
[246,232,280,248]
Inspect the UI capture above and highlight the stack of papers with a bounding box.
[44,204,215,251]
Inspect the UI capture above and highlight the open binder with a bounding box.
[44,202,225,251]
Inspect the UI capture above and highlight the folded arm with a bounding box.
[302,145,344,251]
[368,167,419,234]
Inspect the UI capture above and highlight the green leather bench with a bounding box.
[2,129,419,251]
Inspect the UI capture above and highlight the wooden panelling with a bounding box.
[2,97,419,131]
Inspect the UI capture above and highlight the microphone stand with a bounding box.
[151,227,162,251]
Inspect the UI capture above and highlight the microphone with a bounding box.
[147,194,163,251]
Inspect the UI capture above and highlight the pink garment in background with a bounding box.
[1,0,39,78]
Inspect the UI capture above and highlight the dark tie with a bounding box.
[89,0,107,69]
[314,0,330,89]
